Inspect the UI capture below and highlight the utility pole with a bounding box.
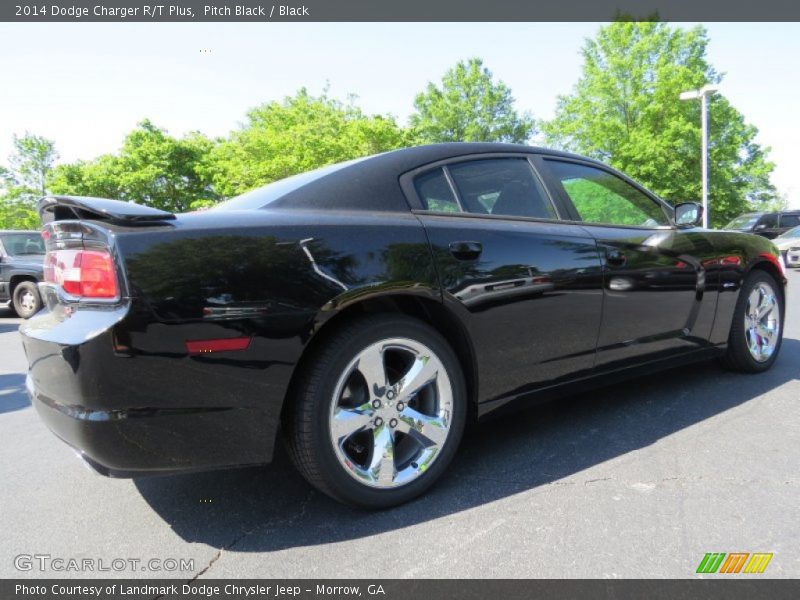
[680,84,719,228]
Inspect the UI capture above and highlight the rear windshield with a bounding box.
[0,233,45,255]
[210,158,366,212]
[724,214,760,230]
[777,225,800,239]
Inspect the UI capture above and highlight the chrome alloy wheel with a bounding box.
[744,281,781,363]
[20,290,36,313]
[328,337,453,488]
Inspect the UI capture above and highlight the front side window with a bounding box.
[546,160,668,227]
[447,158,556,220]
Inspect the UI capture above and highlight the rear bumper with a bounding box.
[20,301,289,477]
[26,372,272,476]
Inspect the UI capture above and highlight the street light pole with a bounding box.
[680,85,718,228]
[700,91,708,228]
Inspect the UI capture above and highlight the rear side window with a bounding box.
[447,158,557,219]
[780,214,800,228]
[415,169,460,213]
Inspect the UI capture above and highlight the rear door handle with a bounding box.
[605,248,627,267]
[449,241,483,261]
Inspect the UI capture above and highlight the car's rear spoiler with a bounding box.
[38,195,176,225]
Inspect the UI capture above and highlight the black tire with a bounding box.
[284,314,467,508]
[12,281,42,319]
[722,270,784,373]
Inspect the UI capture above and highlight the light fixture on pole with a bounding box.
[680,84,719,228]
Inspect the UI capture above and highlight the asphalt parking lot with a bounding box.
[1,271,799,579]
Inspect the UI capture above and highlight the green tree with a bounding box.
[49,120,216,213]
[0,199,39,229]
[9,133,58,199]
[1,166,37,229]
[206,89,407,197]
[542,21,775,227]
[0,133,58,229]
[410,58,534,144]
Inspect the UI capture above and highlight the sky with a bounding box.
[1,22,798,207]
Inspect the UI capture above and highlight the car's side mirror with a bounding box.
[755,223,768,230]
[674,202,703,227]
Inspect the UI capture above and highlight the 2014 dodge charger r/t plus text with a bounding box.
[20,143,786,508]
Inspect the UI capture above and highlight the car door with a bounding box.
[537,157,718,371]
[402,155,604,408]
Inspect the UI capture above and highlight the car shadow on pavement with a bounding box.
[134,339,800,554]
[0,373,30,414]
[0,322,21,334]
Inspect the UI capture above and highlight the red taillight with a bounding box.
[44,249,119,299]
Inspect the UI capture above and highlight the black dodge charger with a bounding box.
[21,143,786,508]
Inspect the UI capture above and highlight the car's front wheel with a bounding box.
[723,270,784,373]
[285,315,466,508]
[12,281,42,319]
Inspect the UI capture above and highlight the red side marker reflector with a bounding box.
[185,336,252,355]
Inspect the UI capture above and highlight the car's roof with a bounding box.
[351,142,597,170]
[0,230,39,234]
[336,143,611,183]
[244,143,611,213]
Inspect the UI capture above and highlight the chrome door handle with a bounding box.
[449,241,483,261]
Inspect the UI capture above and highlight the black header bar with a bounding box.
[3,0,800,22]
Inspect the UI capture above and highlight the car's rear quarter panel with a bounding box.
[22,208,439,473]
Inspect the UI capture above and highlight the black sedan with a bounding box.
[21,143,786,508]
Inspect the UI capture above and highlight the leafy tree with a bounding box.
[410,58,534,144]
[8,133,58,199]
[1,166,39,228]
[0,200,39,230]
[542,21,775,227]
[205,89,407,197]
[49,121,216,213]
[0,133,58,229]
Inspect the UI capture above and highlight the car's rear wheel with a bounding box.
[722,270,783,373]
[12,281,41,319]
[285,315,466,508]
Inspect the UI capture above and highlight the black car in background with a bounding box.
[724,210,800,239]
[0,230,45,318]
[20,143,787,508]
